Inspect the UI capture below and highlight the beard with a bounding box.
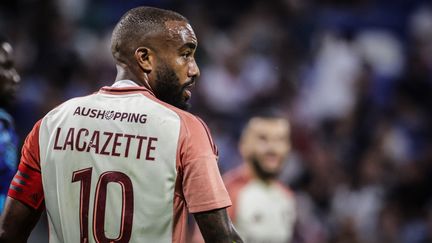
[250,155,280,181]
[152,62,190,111]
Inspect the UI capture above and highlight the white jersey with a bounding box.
[8,80,231,243]
[224,166,296,243]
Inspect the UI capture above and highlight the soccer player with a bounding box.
[0,7,242,243]
[223,115,296,242]
[0,36,20,213]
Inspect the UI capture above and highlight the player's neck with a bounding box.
[115,64,152,90]
[115,65,137,82]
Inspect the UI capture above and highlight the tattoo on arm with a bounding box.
[194,208,243,243]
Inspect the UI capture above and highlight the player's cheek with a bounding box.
[256,144,268,157]
[274,142,289,155]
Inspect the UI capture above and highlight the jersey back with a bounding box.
[8,82,231,243]
[40,90,180,242]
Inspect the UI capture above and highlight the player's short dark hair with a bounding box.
[249,108,287,120]
[111,6,188,61]
[239,108,290,140]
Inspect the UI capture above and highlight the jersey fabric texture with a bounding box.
[224,165,296,243]
[0,108,18,212]
[8,80,231,243]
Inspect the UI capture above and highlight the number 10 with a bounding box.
[72,168,134,243]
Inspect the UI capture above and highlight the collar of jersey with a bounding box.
[100,79,155,96]
[112,80,140,88]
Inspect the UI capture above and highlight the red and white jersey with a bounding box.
[8,80,231,243]
[224,166,296,243]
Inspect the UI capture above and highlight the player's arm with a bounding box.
[194,208,243,243]
[180,116,242,242]
[0,197,42,243]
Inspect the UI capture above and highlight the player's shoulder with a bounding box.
[275,181,295,198]
[161,102,204,125]
[223,165,251,188]
[154,102,219,155]
[151,98,210,134]
[43,93,96,120]
[178,111,210,135]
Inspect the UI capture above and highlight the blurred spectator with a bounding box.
[0,36,20,212]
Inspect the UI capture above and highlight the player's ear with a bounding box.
[135,47,153,73]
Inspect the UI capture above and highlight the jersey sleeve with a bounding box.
[7,120,44,210]
[179,115,231,213]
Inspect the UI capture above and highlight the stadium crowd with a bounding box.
[1,0,432,242]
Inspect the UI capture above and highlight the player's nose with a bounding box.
[188,59,200,78]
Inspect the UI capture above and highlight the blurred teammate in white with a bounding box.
[224,114,296,243]
[0,6,242,243]
[193,114,296,243]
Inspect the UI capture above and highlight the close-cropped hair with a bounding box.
[111,6,188,58]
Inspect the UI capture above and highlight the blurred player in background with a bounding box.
[0,6,242,243]
[0,36,20,213]
[192,113,296,243]
[224,114,296,243]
